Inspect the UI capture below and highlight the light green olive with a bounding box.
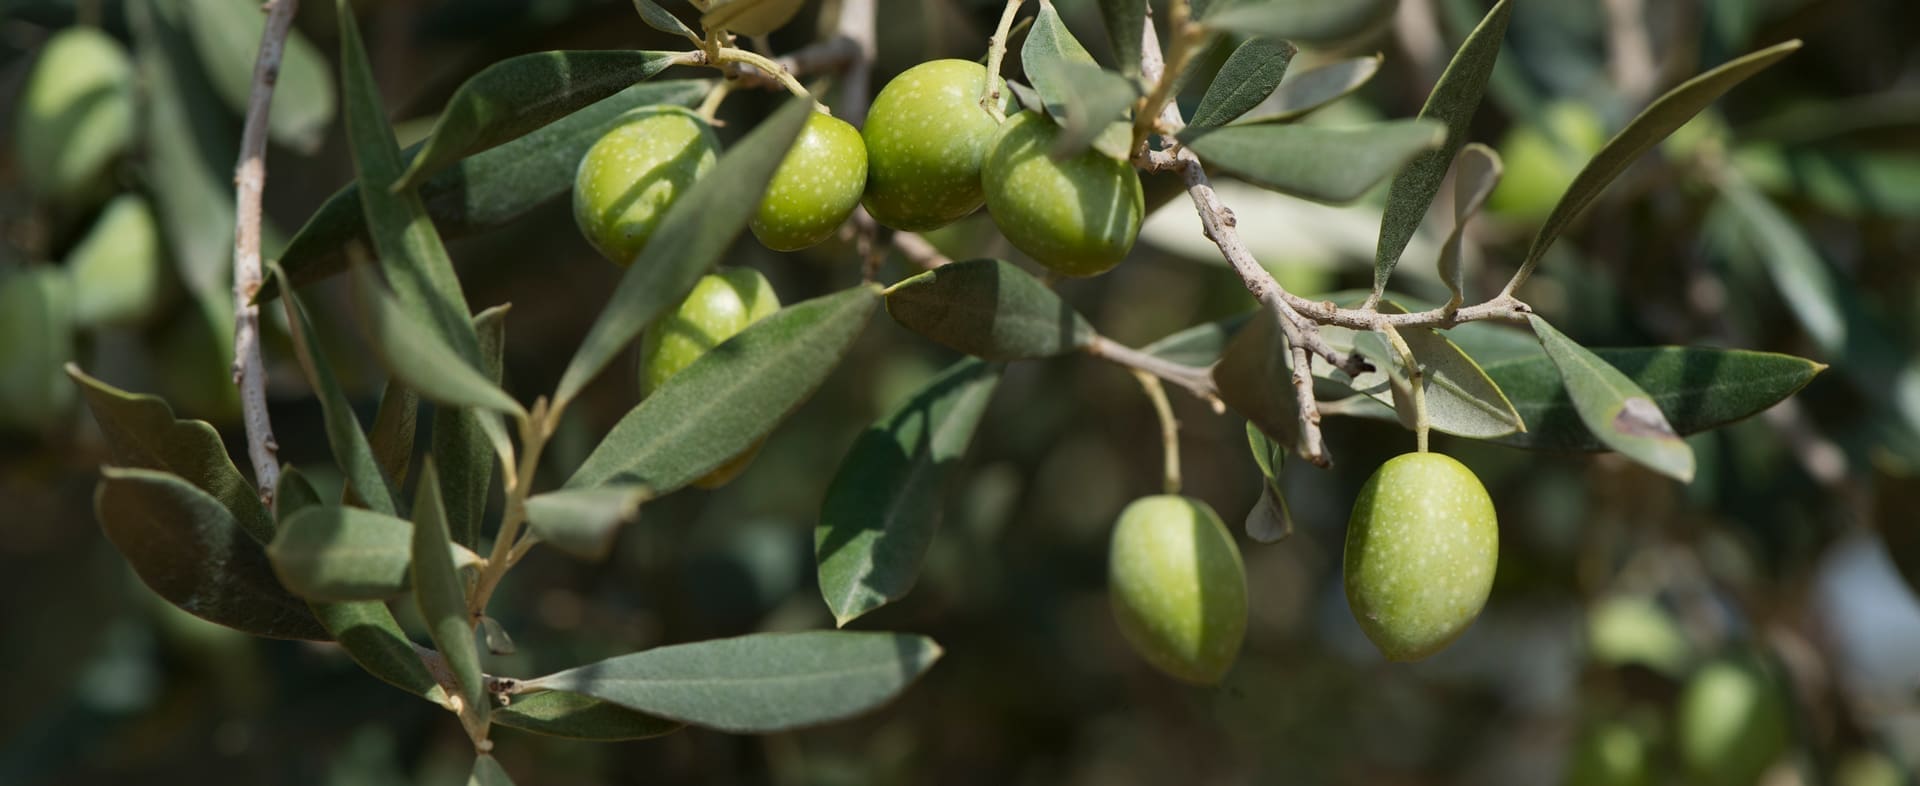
[14,27,136,206]
[752,112,868,252]
[68,194,167,328]
[861,59,1010,232]
[1677,654,1790,786]
[982,111,1144,277]
[1108,495,1248,684]
[0,267,77,432]
[1343,452,1499,661]
[1564,720,1654,786]
[639,268,781,488]
[573,106,719,265]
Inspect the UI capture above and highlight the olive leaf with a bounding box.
[348,263,524,418]
[1182,120,1446,204]
[1235,55,1382,124]
[270,262,399,516]
[1528,316,1694,481]
[1201,0,1399,45]
[1435,144,1503,309]
[523,486,650,562]
[817,359,1003,626]
[268,505,483,602]
[132,0,238,309]
[180,0,334,152]
[396,50,686,190]
[1142,312,1252,367]
[885,259,1096,360]
[1095,0,1146,77]
[631,0,700,41]
[1188,37,1295,132]
[367,381,419,491]
[410,458,487,723]
[1022,2,1134,160]
[1373,0,1511,301]
[493,690,683,740]
[1212,308,1300,449]
[437,305,513,550]
[1244,422,1294,543]
[469,755,514,786]
[520,631,942,733]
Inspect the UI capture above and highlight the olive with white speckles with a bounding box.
[1109,495,1248,684]
[861,59,1009,232]
[751,111,868,252]
[573,106,718,266]
[982,111,1143,277]
[639,268,781,488]
[1343,452,1498,661]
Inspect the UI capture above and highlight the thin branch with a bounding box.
[231,0,301,506]
[1132,371,1183,495]
[979,0,1025,119]
[891,228,954,270]
[1085,335,1221,408]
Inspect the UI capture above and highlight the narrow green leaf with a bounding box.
[1527,316,1695,481]
[522,631,942,733]
[1202,0,1399,44]
[270,263,399,516]
[396,50,685,190]
[338,2,488,375]
[632,0,700,40]
[67,366,273,544]
[1373,0,1511,299]
[1235,55,1382,124]
[1022,5,1133,160]
[1244,422,1293,543]
[367,380,419,491]
[274,465,324,520]
[410,458,487,722]
[479,616,516,656]
[568,285,880,492]
[1096,0,1146,77]
[493,690,682,740]
[438,305,512,550]
[523,486,649,561]
[1435,144,1502,309]
[468,755,514,786]
[1483,347,1825,452]
[1733,145,1920,219]
[1522,41,1801,271]
[180,0,334,152]
[884,258,1096,360]
[132,0,238,308]
[1142,312,1252,367]
[95,467,328,640]
[348,263,523,417]
[269,80,710,298]
[1188,37,1295,131]
[1212,308,1299,449]
[554,96,812,407]
[269,505,481,601]
[1712,175,1844,354]
[817,359,1003,626]
[1339,317,1523,438]
[1182,120,1447,204]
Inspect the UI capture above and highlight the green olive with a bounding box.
[68,194,167,328]
[861,59,1010,232]
[752,111,868,252]
[982,111,1144,277]
[1564,720,1654,786]
[1343,452,1499,661]
[1677,654,1790,786]
[1108,495,1248,684]
[573,106,719,265]
[1487,101,1606,223]
[14,27,135,206]
[0,267,77,432]
[639,268,781,488]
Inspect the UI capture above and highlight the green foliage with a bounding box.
[884,258,1096,359]
[1235,54,1382,124]
[268,506,481,601]
[14,27,134,205]
[1021,3,1133,160]
[1182,120,1446,203]
[1529,316,1695,481]
[1188,37,1295,132]
[410,460,488,726]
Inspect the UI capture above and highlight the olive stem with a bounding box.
[1133,371,1184,495]
[1383,324,1430,453]
[1085,335,1221,408]
[696,79,736,121]
[712,46,812,98]
[468,397,554,619]
[1133,0,1199,151]
[979,0,1026,121]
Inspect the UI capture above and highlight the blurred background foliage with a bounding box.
[3,0,1919,783]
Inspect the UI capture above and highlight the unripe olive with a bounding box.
[1564,720,1654,786]
[573,106,719,265]
[861,59,1010,232]
[751,112,868,252]
[982,111,1144,277]
[15,27,136,206]
[1108,495,1248,684]
[1677,655,1790,786]
[639,268,781,488]
[689,0,804,37]
[1343,452,1498,661]
[68,194,166,329]
[1487,101,1606,222]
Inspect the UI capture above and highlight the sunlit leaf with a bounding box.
[1188,37,1295,131]
[524,486,649,561]
[410,459,487,721]
[269,505,482,601]
[1527,316,1694,481]
[180,0,334,152]
[1436,144,1502,309]
[1023,4,1134,160]
[1244,422,1293,543]
[1096,0,1146,77]
[1183,120,1446,204]
[1235,55,1382,124]
[348,263,523,417]
[632,0,700,40]
[493,690,682,740]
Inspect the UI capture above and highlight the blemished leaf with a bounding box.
[1030,60,1138,161]
[1212,308,1299,449]
[1482,347,1825,452]
[348,263,523,417]
[1436,144,1502,309]
[270,263,399,516]
[367,380,419,491]
[632,0,700,40]
[817,359,1003,626]
[396,50,685,190]
[181,0,334,152]
[410,459,487,722]
[67,366,273,544]
[1096,0,1146,77]
[1183,120,1447,204]
[523,486,649,561]
[554,96,812,408]
[1188,37,1295,132]
[521,631,942,733]
[1373,0,1511,300]
[493,690,682,740]
[95,467,328,640]
[339,4,489,375]
[1244,422,1294,543]
[269,79,709,298]
[568,285,880,491]
[1142,312,1252,368]
[132,0,238,308]
[468,754,514,786]
[1712,175,1844,354]
[1528,316,1695,481]
[1236,55,1382,124]
[1201,0,1399,44]
[269,505,482,602]
[437,305,512,550]
[885,259,1096,360]
[1521,41,1801,272]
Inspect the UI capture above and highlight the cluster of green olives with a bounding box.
[1105,451,1499,684]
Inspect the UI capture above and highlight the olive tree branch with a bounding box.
[230,0,301,506]
[1084,336,1220,407]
